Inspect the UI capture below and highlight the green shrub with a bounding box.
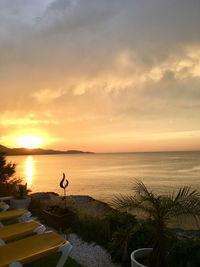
[108,221,177,267]
[168,238,200,267]
[0,153,16,183]
[71,213,109,247]
[29,199,46,221]
[0,153,19,197]
[108,222,154,266]
[70,210,138,250]
[0,153,28,197]
[105,210,137,235]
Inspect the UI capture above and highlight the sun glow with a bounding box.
[17,136,42,149]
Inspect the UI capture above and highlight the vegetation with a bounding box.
[111,180,200,267]
[70,212,109,246]
[168,237,200,267]
[29,187,200,267]
[15,183,31,199]
[29,198,46,220]
[0,153,22,196]
[66,210,144,266]
[0,153,16,182]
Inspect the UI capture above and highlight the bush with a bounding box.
[108,222,154,266]
[29,199,47,221]
[68,210,138,250]
[105,210,137,234]
[0,153,16,183]
[0,153,22,197]
[71,213,109,247]
[168,238,200,267]
[108,220,178,267]
[69,209,139,265]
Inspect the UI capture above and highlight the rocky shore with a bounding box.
[30,192,200,239]
[31,192,114,218]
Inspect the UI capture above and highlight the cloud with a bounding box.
[0,0,200,151]
[0,111,57,128]
[32,88,66,102]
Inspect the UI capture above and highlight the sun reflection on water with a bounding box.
[26,156,34,187]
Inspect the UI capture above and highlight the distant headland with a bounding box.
[0,144,93,156]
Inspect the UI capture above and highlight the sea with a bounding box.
[7,151,200,203]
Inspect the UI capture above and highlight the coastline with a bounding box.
[31,192,114,218]
[30,192,200,238]
[0,144,93,156]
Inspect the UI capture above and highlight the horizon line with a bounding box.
[1,144,200,154]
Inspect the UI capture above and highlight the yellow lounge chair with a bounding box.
[0,202,9,212]
[0,220,46,245]
[0,231,72,267]
[0,210,31,227]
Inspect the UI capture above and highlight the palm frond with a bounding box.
[166,187,200,222]
[110,194,136,210]
[169,186,200,201]
[132,179,149,196]
[111,180,200,227]
[111,193,155,216]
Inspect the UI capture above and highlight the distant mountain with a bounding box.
[0,145,93,156]
[0,145,8,152]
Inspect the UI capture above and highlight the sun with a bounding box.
[17,136,42,149]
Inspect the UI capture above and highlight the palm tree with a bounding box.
[111,180,200,267]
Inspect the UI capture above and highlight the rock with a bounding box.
[30,192,114,218]
[69,195,94,203]
[68,195,114,217]
[31,192,59,198]
[30,192,59,204]
[172,228,200,239]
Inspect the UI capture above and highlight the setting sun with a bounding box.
[17,136,42,149]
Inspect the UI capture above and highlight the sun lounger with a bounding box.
[0,210,31,227]
[0,202,9,212]
[0,220,46,245]
[0,231,72,267]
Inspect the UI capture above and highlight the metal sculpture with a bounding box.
[59,173,69,209]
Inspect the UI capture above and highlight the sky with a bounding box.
[0,0,200,153]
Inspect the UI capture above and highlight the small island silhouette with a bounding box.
[0,144,93,156]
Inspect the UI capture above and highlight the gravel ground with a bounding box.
[38,219,122,267]
[67,233,122,267]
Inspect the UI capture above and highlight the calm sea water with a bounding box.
[7,151,200,203]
